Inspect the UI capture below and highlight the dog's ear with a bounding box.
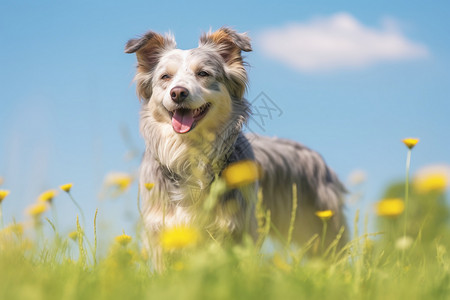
[125,31,176,100]
[199,27,252,62]
[199,27,252,99]
[125,31,176,73]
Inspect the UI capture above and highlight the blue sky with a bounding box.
[1,1,449,242]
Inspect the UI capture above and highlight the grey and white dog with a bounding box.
[125,27,347,267]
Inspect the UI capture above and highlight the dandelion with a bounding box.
[273,253,292,272]
[3,223,24,237]
[315,210,334,221]
[60,183,86,226]
[115,232,132,246]
[376,198,405,217]
[0,190,10,203]
[402,137,418,259]
[160,226,199,251]
[68,231,78,241]
[315,210,334,252]
[414,172,448,194]
[222,160,260,188]
[402,138,419,150]
[144,183,155,191]
[27,202,48,217]
[38,189,58,204]
[60,183,73,193]
[105,172,133,191]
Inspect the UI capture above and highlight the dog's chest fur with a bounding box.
[139,126,255,233]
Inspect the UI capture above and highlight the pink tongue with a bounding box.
[172,109,195,133]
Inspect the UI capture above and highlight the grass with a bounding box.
[0,139,449,300]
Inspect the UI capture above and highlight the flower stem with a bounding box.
[402,149,412,264]
[321,220,328,253]
[403,149,411,238]
[68,192,86,227]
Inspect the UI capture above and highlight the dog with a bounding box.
[125,27,347,269]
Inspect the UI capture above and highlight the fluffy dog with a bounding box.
[125,27,347,268]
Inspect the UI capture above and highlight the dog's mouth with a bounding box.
[169,103,211,134]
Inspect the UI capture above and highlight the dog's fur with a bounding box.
[125,28,347,268]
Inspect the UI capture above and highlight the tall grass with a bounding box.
[0,140,449,299]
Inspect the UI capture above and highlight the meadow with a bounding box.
[0,138,449,300]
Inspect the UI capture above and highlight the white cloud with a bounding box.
[257,13,429,72]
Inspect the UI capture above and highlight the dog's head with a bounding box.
[125,28,252,135]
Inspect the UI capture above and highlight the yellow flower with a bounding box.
[0,190,10,203]
[115,233,132,246]
[105,172,133,191]
[160,226,199,251]
[27,202,48,217]
[68,231,78,241]
[3,223,24,236]
[38,189,58,203]
[273,253,292,272]
[414,173,448,194]
[222,160,260,188]
[144,183,155,191]
[315,210,334,221]
[402,138,419,150]
[376,198,405,217]
[60,183,73,193]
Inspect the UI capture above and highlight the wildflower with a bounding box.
[396,236,413,251]
[414,172,448,194]
[68,231,78,241]
[27,202,48,217]
[0,190,10,203]
[315,210,334,221]
[222,160,260,188]
[375,198,405,217]
[160,226,199,251]
[60,183,73,193]
[4,223,24,237]
[402,138,419,150]
[115,232,132,246]
[273,253,292,272]
[38,189,57,203]
[144,183,155,191]
[104,172,133,191]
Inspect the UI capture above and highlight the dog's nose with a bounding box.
[170,86,189,103]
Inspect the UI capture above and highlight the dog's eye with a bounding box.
[197,71,210,77]
[161,74,171,80]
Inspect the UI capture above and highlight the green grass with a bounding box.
[0,226,449,300]
[0,180,449,300]
[0,141,449,299]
